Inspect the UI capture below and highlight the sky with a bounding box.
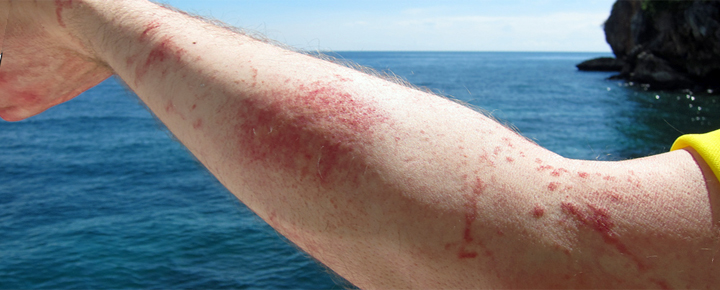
[159,0,616,52]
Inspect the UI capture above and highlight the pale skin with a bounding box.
[1,0,718,289]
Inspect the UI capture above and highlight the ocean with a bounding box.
[1,51,718,289]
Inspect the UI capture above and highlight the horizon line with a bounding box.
[306,50,614,54]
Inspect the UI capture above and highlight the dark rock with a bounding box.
[630,51,694,89]
[576,57,625,71]
[591,0,720,92]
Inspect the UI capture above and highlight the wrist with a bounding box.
[60,0,154,66]
[63,0,174,71]
[0,0,115,121]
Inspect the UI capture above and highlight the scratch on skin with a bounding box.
[458,177,485,259]
[55,0,73,28]
[560,202,649,272]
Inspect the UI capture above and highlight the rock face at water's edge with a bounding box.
[577,57,625,71]
[580,0,720,92]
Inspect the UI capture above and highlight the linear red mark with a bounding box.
[458,251,478,259]
[560,202,646,271]
[134,36,187,82]
[140,20,162,41]
[458,178,484,259]
[55,0,73,27]
[578,172,589,178]
[251,68,259,87]
[537,165,554,171]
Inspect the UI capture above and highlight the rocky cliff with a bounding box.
[581,0,720,93]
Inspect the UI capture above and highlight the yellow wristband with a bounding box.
[671,129,720,181]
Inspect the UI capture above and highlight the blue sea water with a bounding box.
[1,51,719,289]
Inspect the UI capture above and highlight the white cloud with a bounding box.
[168,0,615,52]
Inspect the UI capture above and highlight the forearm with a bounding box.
[61,1,552,286]
[58,1,720,288]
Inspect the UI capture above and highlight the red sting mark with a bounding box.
[250,68,259,87]
[458,178,484,259]
[578,172,589,178]
[229,81,388,186]
[164,100,188,120]
[548,182,560,191]
[551,168,569,177]
[532,204,545,218]
[536,165,553,171]
[479,153,495,167]
[560,202,646,271]
[192,119,203,129]
[23,92,40,105]
[140,20,162,41]
[501,137,514,148]
[55,0,73,28]
[147,37,185,66]
[458,251,478,259]
[165,100,175,114]
[334,74,352,82]
[506,156,514,163]
[626,172,642,188]
[135,36,187,82]
[561,202,613,234]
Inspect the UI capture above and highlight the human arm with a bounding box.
[2,0,719,288]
